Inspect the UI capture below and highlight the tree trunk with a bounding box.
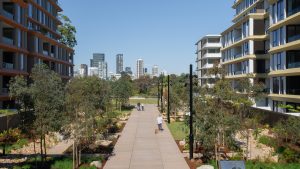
[73,141,75,169]
[2,144,6,155]
[40,136,44,164]
[43,135,47,158]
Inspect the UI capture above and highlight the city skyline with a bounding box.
[60,0,233,74]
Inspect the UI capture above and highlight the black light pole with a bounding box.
[189,64,194,160]
[167,75,170,124]
[157,78,160,107]
[160,74,163,113]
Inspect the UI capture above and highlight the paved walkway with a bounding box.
[104,104,189,169]
[48,139,73,155]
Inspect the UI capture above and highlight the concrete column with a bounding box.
[249,40,254,55]
[249,59,254,73]
[249,18,254,36]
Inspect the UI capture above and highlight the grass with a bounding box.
[167,122,188,140]
[14,156,103,169]
[207,160,300,169]
[129,98,157,105]
[4,138,29,154]
[258,136,277,148]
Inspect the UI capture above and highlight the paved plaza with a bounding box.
[104,104,189,169]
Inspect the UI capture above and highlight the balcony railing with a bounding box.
[234,71,242,75]
[286,89,300,95]
[2,10,14,20]
[3,37,14,45]
[1,88,9,95]
[287,62,300,69]
[234,53,242,59]
[3,62,14,69]
[287,34,300,43]
[43,50,49,56]
[287,6,300,17]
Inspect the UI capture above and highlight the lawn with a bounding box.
[129,98,158,105]
[13,156,103,169]
[167,122,188,141]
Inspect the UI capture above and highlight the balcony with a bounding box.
[286,89,300,95]
[43,50,49,56]
[287,0,300,17]
[2,37,14,45]
[234,71,242,75]
[288,62,300,69]
[234,53,242,59]
[2,10,14,20]
[2,62,14,69]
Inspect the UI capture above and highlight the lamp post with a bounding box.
[189,64,194,160]
[157,78,160,107]
[160,74,163,113]
[167,75,170,124]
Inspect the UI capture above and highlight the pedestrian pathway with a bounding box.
[48,139,73,155]
[104,104,189,169]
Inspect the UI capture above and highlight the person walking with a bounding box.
[141,104,144,111]
[137,102,141,111]
[157,114,163,131]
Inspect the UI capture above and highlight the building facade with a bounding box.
[79,64,88,77]
[195,35,222,87]
[152,65,159,77]
[219,0,300,115]
[99,61,107,80]
[0,0,74,109]
[136,59,144,79]
[116,54,123,74]
[90,53,104,67]
[125,66,132,75]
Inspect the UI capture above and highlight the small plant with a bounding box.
[258,136,276,148]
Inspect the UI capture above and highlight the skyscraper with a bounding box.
[125,67,133,75]
[99,62,108,80]
[116,54,124,74]
[79,64,88,77]
[136,59,144,79]
[91,53,105,67]
[152,65,159,77]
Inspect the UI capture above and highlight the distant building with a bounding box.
[195,35,221,88]
[79,64,88,77]
[99,62,108,80]
[144,68,148,74]
[116,54,124,74]
[136,59,144,78]
[89,67,99,76]
[152,65,159,77]
[91,53,105,67]
[125,67,133,75]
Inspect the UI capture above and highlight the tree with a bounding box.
[58,14,77,48]
[112,74,133,110]
[65,76,111,169]
[0,128,21,155]
[10,64,65,162]
[133,76,155,95]
[274,116,300,144]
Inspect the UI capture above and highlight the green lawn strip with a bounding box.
[207,160,300,169]
[129,98,157,105]
[167,122,188,141]
[4,138,29,154]
[14,156,103,169]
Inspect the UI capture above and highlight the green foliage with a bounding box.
[258,136,276,148]
[112,74,133,106]
[51,158,72,169]
[58,14,77,48]
[167,122,188,140]
[274,116,300,144]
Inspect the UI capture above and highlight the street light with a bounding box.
[189,64,194,160]
[167,75,170,124]
[160,74,164,113]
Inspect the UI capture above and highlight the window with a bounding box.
[277,53,282,70]
[287,51,300,69]
[272,30,278,47]
[287,25,300,43]
[273,77,279,94]
[277,0,284,21]
[243,42,249,55]
[272,4,276,24]
[287,0,300,16]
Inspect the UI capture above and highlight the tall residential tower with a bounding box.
[116,54,123,74]
[136,59,144,79]
[0,0,74,109]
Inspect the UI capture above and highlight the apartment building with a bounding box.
[195,35,222,87]
[268,0,300,113]
[0,0,74,109]
[219,0,300,115]
[136,59,144,79]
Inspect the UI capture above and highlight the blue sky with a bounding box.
[60,0,233,74]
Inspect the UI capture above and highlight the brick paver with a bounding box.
[104,104,189,169]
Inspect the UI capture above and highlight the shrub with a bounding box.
[258,136,276,148]
[51,158,72,169]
